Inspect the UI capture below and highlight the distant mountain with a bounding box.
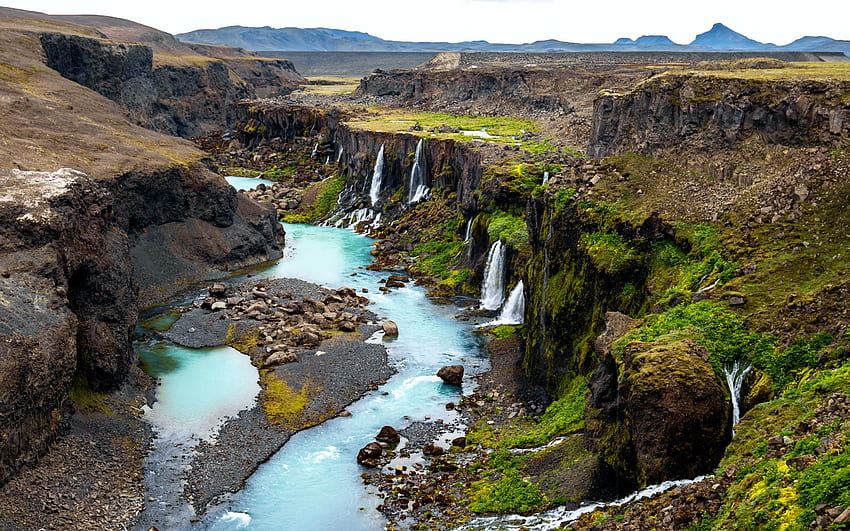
[690,23,772,50]
[176,23,850,57]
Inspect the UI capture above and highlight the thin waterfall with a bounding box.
[724,359,752,433]
[482,281,525,326]
[310,143,318,158]
[542,171,550,185]
[464,218,473,242]
[336,145,344,163]
[480,241,506,311]
[369,144,385,206]
[408,139,429,203]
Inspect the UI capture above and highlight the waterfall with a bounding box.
[542,171,550,185]
[464,218,473,242]
[310,143,318,158]
[336,145,344,163]
[369,144,385,206]
[724,359,752,432]
[480,241,506,311]
[458,476,705,530]
[482,281,525,326]
[408,139,430,204]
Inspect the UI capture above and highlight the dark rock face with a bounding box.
[589,74,850,157]
[357,68,571,114]
[40,33,253,137]
[587,339,731,486]
[376,426,400,444]
[0,167,283,485]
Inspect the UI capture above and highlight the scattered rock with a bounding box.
[375,426,401,444]
[357,442,384,466]
[209,283,227,297]
[437,365,464,385]
[382,320,399,337]
[422,443,445,456]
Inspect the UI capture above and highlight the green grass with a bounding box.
[347,107,535,145]
[579,232,639,274]
[283,175,345,223]
[468,377,587,449]
[488,211,529,248]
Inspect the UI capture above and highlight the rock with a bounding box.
[450,436,467,448]
[262,351,298,368]
[210,301,228,311]
[375,426,401,444]
[437,365,464,385]
[593,311,638,355]
[588,339,730,486]
[728,293,747,306]
[834,507,850,524]
[382,320,399,337]
[422,444,445,456]
[245,301,269,314]
[357,442,384,465]
[385,279,406,288]
[209,283,227,297]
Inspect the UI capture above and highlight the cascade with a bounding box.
[542,171,550,185]
[724,359,752,432]
[311,143,318,158]
[408,138,430,204]
[464,218,472,242]
[482,281,525,326]
[369,144,385,206]
[459,476,705,530]
[336,145,344,163]
[480,241,507,311]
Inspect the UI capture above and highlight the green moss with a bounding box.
[753,332,834,390]
[468,469,545,514]
[491,325,520,340]
[283,174,345,224]
[69,375,113,416]
[579,232,639,274]
[618,300,776,373]
[225,324,261,354]
[468,377,586,449]
[261,373,314,427]
[487,211,529,249]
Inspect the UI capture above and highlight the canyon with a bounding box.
[1,5,850,531]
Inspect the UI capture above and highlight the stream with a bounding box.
[138,205,489,529]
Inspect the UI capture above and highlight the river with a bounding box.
[138,212,488,529]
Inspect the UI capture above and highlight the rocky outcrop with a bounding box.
[0,166,283,485]
[589,73,850,157]
[39,32,302,137]
[357,68,573,115]
[587,339,731,487]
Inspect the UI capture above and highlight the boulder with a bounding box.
[261,351,298,368]
[621,339,730,484]
[210,301,227,311]
[437,365,464,385]
[357,442,384,466]
[382,320,399,337]
[450,436,467,448]
[422,443,445,456]
[209,283,227,297]
[375,426,400,444]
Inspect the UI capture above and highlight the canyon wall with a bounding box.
[0,166,283,485]
[40,33,302,137]
[589,73,850,157]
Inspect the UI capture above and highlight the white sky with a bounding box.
[4,0,849,45]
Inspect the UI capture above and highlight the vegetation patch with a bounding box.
[261,372,315,427]
[69,374,113,416]
[469,377,587,449]
[579,232,638,274]
[468,468,545,514]
[487,210,529,249]
[283,174,345,223]
[225,324,262,354]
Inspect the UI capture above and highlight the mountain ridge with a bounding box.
[177,22,850,56]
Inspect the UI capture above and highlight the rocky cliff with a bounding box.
[27,8,305,137]
[0,164,284,486]
[589,71,850,157]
